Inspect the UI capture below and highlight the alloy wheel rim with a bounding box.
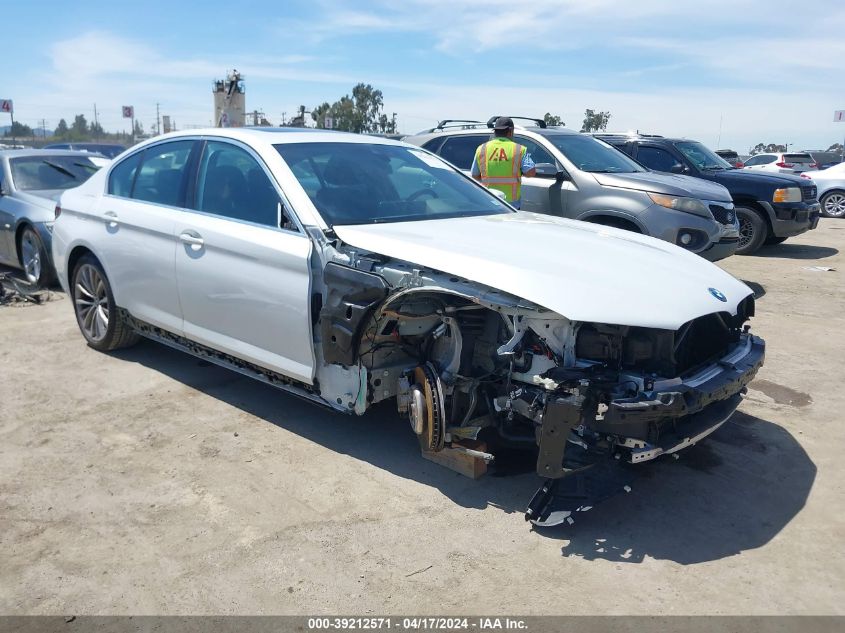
[21,232,41,283]
[738,216,754,248]
[824,194,845,217]
[74,264,109,341]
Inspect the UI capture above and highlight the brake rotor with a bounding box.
[413,363,446,452]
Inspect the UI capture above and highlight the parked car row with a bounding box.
[34,126,771,525]
[592,133,820,255]
[405,119,820,256]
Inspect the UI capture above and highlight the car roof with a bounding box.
[406,125,576,145]
[0,148,105,159]
[134,127,407,150]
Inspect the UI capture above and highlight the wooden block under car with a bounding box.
[421,440,488,479]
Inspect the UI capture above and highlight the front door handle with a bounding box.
[179,232,205,251]
[103,211,119,228]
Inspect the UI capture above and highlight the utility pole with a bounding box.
[40,119,47,140]
[156,102,161,136]
[392,112,397,133]
[93,103,99,140]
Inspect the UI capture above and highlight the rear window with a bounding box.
[10,155,100,191]
[784,153,814,163]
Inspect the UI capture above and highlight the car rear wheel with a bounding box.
[19,227,53,287]
[735,206,767,255]
[820,191,845,218]
[72,254,139,351]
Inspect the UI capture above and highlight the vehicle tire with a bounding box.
[764,235,788,245]
[18,226,53,287]
[735,206,768,255]
[820,191,845,218]
[71,254,139,352]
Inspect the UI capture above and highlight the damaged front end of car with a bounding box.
[313,242,764,527]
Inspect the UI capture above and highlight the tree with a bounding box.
[826,142,843,153]
[377,112,397,134]
[54,119,69,138]
[749,143,786,155]
[312,83,390,133]
[90,121,105,139]
[543,112,563,127]
[4,121,33,138]
[69,114,88,140]
[581,109,611,132]
[133,120,144,138]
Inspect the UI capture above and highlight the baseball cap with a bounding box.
[493,116,514,130]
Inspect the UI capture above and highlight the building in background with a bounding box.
[213,70,245,128]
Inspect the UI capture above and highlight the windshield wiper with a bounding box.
[73,162,98,171]
[42,160,76,179]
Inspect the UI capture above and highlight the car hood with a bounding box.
[705,169,808,188]
[334,212,752,330]
[591,171,732,202]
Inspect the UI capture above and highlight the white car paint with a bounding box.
[334,212,751,331]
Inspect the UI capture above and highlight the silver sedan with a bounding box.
[803,162,845,218]
[0,149,104,284]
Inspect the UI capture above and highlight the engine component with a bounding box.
[412,363,446,452]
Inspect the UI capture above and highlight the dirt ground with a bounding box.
[1,220,844,616]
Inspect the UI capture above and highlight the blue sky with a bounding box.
[2,0,844,152]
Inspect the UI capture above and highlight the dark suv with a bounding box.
[595,133,820,255]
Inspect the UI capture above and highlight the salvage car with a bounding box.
[0,149,103,285]
[52,128,765,525]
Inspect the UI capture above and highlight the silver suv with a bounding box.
[405,119,739,261]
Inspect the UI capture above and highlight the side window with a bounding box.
[131,141,195,207]
[744,156,761,166]
[760,155,777,165]
[636,146,682,172]
[437,136,484,170]
[194,141,291,229]
[108,151,143,197]
[514,136,555,165]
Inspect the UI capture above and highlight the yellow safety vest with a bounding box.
[475,138,526,203]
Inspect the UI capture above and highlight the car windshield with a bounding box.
[9,155,100,191]
[275,142,511,226]
[543,134,645,173]
[674,141,733,170]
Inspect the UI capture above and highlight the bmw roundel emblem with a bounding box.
[709,287,727,302]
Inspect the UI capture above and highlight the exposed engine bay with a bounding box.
[314,248,765,527]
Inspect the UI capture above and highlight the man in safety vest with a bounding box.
[471,117,536,208]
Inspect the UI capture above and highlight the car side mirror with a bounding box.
[670,163,687,174]
[535,163,566,181]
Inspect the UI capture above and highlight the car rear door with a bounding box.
[97,139,198,333]
[174,139,315,384]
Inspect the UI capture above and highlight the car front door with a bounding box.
[174,139,314,384]
[97,140,198,333]
[514,135,567,215]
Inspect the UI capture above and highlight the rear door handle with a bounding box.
[103,211,118,228]
[179,232,205,251]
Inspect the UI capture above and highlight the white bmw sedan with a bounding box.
[52,128,765,525]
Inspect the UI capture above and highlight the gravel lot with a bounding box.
[1,220,843,615]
